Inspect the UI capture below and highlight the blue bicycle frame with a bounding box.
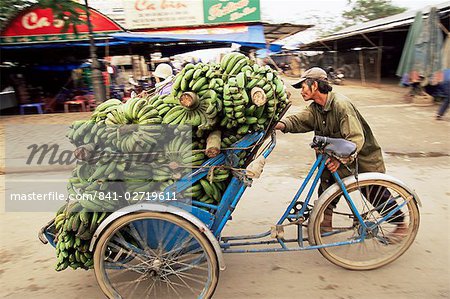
[165,131,407,254]
[42,131,404,252]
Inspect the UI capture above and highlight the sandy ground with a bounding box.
[0,80,449,298]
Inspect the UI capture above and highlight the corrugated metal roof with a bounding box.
[303,1,450,46]
[262,22,313,43]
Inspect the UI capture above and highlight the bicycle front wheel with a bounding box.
[308,177,420,270]
[94,211,219,299]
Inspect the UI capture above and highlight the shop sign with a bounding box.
[1,6,123,44]
[124,0,204,29]
[123,0,260,29]
[204,0,260,24]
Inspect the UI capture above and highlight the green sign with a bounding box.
[203,0,261,24]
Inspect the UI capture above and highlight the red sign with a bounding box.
[1,6,122,44]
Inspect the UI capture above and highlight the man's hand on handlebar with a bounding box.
[275,122,286,131]
[326,157,340,173]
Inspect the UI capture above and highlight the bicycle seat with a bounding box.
[311,136,357,158]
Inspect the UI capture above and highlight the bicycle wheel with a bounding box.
[308,177,420,270]
[94,211,219,299]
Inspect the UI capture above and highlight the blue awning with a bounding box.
[0,40,128,49]
[111,25,282,52]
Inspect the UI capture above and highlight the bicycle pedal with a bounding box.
[270,225,284,239]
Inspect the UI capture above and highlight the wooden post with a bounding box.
[359,50,366,86]
[206,130,221,158]
[105,39,109,58]
[376,34,383,87]
[334,41,338,71]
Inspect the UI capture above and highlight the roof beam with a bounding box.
[319,41,332,51]
[360,33,378,47]
[439,22,449,35]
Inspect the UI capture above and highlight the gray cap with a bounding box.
[292,67,328,89]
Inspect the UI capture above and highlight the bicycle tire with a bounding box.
[94,211,219,298]
[308,176,420,270]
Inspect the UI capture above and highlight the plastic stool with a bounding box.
[19,103,44,115]
[64,100,86,113]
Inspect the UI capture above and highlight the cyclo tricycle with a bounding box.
[40,125,420,298]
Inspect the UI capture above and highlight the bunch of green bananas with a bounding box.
[163,134,204,167]
[91,98,162,126]
[56,53,294,272]
[66,120,96,146]
[67,162,126,211]
[148,93,179,117]
[181,177,227,206]
[199,178,227,203]
[161,95,221,132]
[172,62,221,96]
[220,134,242,148]
[221,75,252,131]
[220,52,251,77]
[54,201,110,271]
[112,124,162,153]
[90,98,122,123]
[123,160,156,193]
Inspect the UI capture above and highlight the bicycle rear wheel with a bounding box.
[308,177,420,270]
[94,211,219,298]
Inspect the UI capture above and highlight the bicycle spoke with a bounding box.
[108,238,154,267]
[161,223,185,252]
[163,261,199,294]
[163,235,197,259]
[129,222,159,257]
[162,267,208,285]
[161,275,183,299]
[144,279,157,299]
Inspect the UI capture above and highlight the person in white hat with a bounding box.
[153,63,174,95]
[275,67,407,239]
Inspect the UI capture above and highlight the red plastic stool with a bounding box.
[64,100,86,113]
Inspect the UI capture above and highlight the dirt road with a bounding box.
[0,81,449,298]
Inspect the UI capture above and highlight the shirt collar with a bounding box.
[323,92,334,112]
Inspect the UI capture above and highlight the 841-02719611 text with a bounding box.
[80,191,178,202]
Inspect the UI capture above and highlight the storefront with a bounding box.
[1,1,308,114]
[0,4,126,113]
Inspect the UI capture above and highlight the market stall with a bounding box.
[0,5,125,113]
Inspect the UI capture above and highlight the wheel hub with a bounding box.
[357,221,379,239]
[144,258,162,278]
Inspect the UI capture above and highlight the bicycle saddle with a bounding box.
[311,136,357,158]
